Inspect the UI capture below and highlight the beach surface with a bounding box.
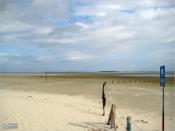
[0,73,174,131]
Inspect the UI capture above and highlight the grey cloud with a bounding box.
[0,0,175,71]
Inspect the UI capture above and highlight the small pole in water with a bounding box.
[45,70,47,82]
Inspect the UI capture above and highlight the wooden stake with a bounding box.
[102,81,106,116]
[107,104,117,130]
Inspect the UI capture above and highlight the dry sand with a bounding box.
[0,73,174,131]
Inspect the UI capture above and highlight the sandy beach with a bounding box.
[0,73,174,131]
[1,0,174,130]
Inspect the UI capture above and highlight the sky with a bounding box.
[0,0,175,72]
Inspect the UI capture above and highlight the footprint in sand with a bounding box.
[28,96,33,98]
[40,98,54,103]
[134,120,140,123]
[134,119,148,123]
[140,119,148,123]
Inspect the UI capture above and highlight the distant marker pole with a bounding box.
[45,70,47,82]
[160,65,165,131]
[0,64,2,87]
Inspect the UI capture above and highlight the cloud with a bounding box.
[0,0,174,71]
[65,51,95,61]
[75,22,89,28]
[0,19,35,33]
[0,52,24,65]
[139,7,175,20]
[34,26,54,35]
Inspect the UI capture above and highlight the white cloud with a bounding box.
[140,9,159,19]
[74,3,122,18]
[65,51,94,61]
[94,12,107,17]
[35,55,57,62]
[105,4,122,10]
[0,20,35,33]
[35,26,53,35]
[75,22,89,28]
[32,0,69,19]
[0,0,174,71]
[0,53,9,56]
[139,8,174,20]
[87,25,134,39]
[0,53,23,64]
[0,53,9,63]
[33,37,78,45]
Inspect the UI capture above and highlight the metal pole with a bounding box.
[162,86,164,131]
[126,116,131,131]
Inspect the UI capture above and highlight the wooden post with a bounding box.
[126,116,131,131]
[107,104,117,131]
[107,104,113,125]
[102,81,106,116]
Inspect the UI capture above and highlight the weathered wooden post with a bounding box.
[107,104,113,125]
[126,116,131,131]
[102,81,106,116]
[107,104,117,131]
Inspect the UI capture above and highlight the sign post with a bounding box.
[160,65,165,131]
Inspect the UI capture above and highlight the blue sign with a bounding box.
[160,65,165,87]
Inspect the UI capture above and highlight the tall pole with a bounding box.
[0,64,2,87]
[162,86,164,131]
[160,65,165,131]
